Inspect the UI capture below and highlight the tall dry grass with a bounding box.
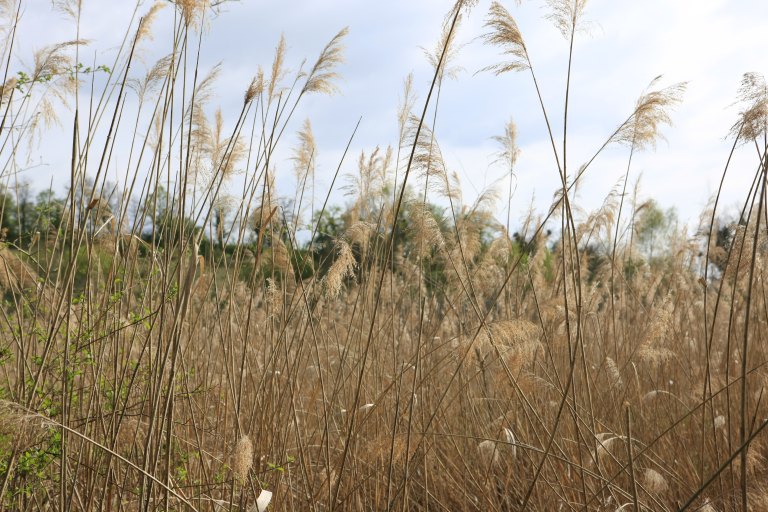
[0,0,766,511]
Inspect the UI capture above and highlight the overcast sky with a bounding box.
[11,0,768,231]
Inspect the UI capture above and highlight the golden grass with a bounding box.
[0,0,766,511]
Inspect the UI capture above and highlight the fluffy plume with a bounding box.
[344,146,392,220]
[423,15,464,82]
[209,108,246,180]
[714,415,726,430]
[323,240,356,298]
[471,320,542,369]
[52,0,82,19]
[477,439,500,465]
[32,40,86,85]
[265,278,282,316]
[345,221,377,254]
[232,435,254,482]
[184,64,222,168]
[189,64,221,109]
[613,77,687,150]
[252,205,276,232]
[545,0,589,39]
[408,202,446,258]
[594,433,624,465]
[0,0,16,20]
[269,238,292,274]
[481,2,530,74]
[730,72,767,143]
[643,468,668,494]
[502,427,517,459]
[403,116,454,201]
[21,40,87,131]
[605,357,623,389]
[638,294,676,366]
[268,34,287,100]
[722,222,768,281]
[131,54,173,103]
[0,400,52,452]
[292,118,316,185]
[492,117,520,170]
[303,27,348,95]
[445,0,481,21]
[0,77,17,103]
[397,73,417,141]
[253,172,279,232]
[137,2,166,43]
[245,67,264,104]
[175,0,208,26]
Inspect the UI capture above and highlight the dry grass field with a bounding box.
[0,0,767,510]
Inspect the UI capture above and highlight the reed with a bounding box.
[0,0,766,510]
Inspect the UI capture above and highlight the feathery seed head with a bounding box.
[268,34,287,100]
[53,0,82,19]
[323,240,356,298]
[481,2,530,75]
[409,203,445,258]
[137,2,166,43]
[0,0,15,20]
[0,77,17,102]
[502,427,517,459]
[404,117,455,200]
[232,435,253,482]
[730,72,768,143]
[424,15,465,82]
[33,40,87,85]
[345,222,376,254]
[605,357,623,389]
[265,278,281,315]
[245,67,264,104]
[614,78,687,150]
[545,0,589,39]
[252,204,277,232]
[292,118,316,184]
[270,238,292,274]
[594,433,622,465]
[492,117,520,170]
[175,0,208,26]
[398,73,417,138]
[643,468,668,494]
[133,55,174,102]
[446,0,480,21]
[714,415,726,430]
[303,27,348,95]
[478,439,500,465]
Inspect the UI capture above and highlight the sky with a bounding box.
[8,0,768,233]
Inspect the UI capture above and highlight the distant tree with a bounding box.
[14,180,35,243]
[309,205,345,275]
[34,189,64,238]
[0,189,18,242]
[143,185,199,248]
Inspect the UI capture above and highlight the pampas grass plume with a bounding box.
[324,240,356,298]
[233,435,254,482]
[478,439,499,465]
[643,468,668,494]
